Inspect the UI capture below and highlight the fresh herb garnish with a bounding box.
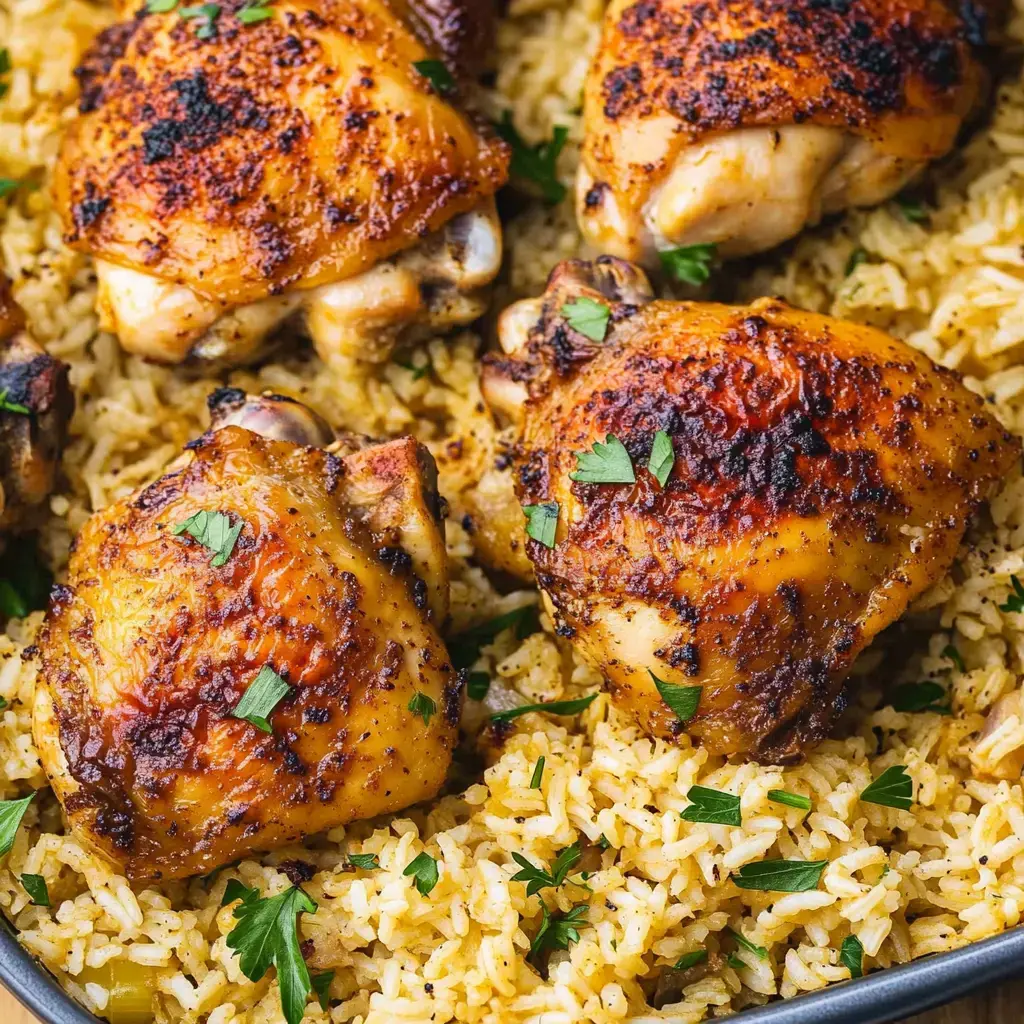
[237,0,274,23]
[530,756,545,789]
[448,605,540,669]
[726,953,747,970]
[0,389,29,415]
[0,50,9,101]
[889,680,950,714]
[490,692,597,723]
[412,59,455,95]
[310,971,333,1011]
[224,882,318,1024]
[896,197,928,224]
[647,431,674,488]
[732,859,828,893]
[232,664,291,733]
[561,297,611,343]
[840,934,864,979]
[180,2,220,37]
[860,765,913,811]
[511,842,581,896]
[407,691,436,725]
[0,180,20,200]
[0,697,7,711]
[0,793,33,856]
[495,113,568,205]
[467,672,490,700]
[528,903,588,961]
[348,853,380,870]
[393,355,428,380]
[1000,575,1024,613]
[570,434,634,484]
[0,537,53,619]
[21,873,48,906]
[767,789,812,811]
[680,785,741,827]
[404,852,439,896]
[172,509,244,567]
[658,243,716,286]
[727,926,767,959]
[596,834,611,850]
[942,644,965,672]
[845,248,868,276]
[523,502,559,549]
[672,949,707,971]
[145,0,179,10]
[650,670,701,723]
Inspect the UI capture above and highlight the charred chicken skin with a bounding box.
[0,277,73,533]
[482,258,1019,761]
[54,0,508,367]
[578,0,991,262]
[34,392,459,880]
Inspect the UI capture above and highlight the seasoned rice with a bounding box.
[6,0,1024,1022]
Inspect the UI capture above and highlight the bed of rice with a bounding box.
[5,0,1024,1022]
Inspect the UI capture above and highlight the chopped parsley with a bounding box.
[570,434,634,484]
[172,509,244,567]
[767,789,812,811]
[596,834,611,850]
[726,953,747,970]
[523,502,559,548]
[0,697,7,711]
[860,765,913,811]
[658,243,716,286]
[647,431,674,488]
[732,859,828,893]
[180,2,221,37]
[310,971,333,1011]
[727,926,767,959]
[237,0,274,22]
[0,793,33,856]
[0,537,53,620]
[495,113,568,205]
[145,0,179,9]
[530,756,545,790]
[561,297,611,342]
[650,670,701,723]
[680,785,741,827]
[672,949,707,971]
[840,934,864,979]
[942,644,965,673]
[845,247,868,276]
[407,691,436,725]
[404,852,439,896]
[412,59,455,95]
[888,680,950,715]
[528,903,587,962]
[448,605,540,669]
[348,853,380,870]
[896,197,929,224]
[0,49,9,101]
[0,388,29,415]
[467,672,490,700]
[20,873,48,907]
[511,842,581,896]
[0,180,20,200]
[232,665,291,733]
[490,692,597,724]
[393,356,429,380]
[999,575,1024,613]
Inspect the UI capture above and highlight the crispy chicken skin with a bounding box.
[578,0,991,262]
[0,277,73,532]
[54,0,508,366]
[482,258,1020,761]
[34,393,459,880]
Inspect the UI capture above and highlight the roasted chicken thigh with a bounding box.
[34,392,459,880]
[54,0,508,367]
[578,0,991,262]
[482,258,1019,761]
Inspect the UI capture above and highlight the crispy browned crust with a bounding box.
[37,427,459,879]
[487,259,1021,761]
[582,0,990,217]
[54,0,508,305]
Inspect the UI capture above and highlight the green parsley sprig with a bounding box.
[496,113,568,205]
[523,502,559,548]
[860,765,912,811]
[570,434,634,484]
[172,509,244,566]
[680,785,741,827]
[0,793,33,856]
[490,692,597,724]
[528,903,587,963]
[511,842,581,896]
[732,859,827,893]
[658,243,716,286]
[650,670,701,723]
[232,665,291,733]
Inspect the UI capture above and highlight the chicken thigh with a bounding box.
[54,0,508,367]
[482,258,1019,761]
[34,392,459,880]
[578,0,991,262]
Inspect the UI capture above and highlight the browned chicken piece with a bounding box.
[0,278,73,532]
[481,258,1019,761]
[34,392,459,880]
[578,0,991,263]
[53,0,508,368]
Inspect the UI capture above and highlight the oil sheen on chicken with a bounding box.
[34,393,460,880]
[482,258,1020,762]
[578,0,992,262]
[53,0,508,366]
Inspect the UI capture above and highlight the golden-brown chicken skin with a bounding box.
[54,0,508,366]
[578,0,991,262]
[482,258,1020,761]
[34,394,460,880]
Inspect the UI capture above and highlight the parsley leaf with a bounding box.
[0,537,53,619]
[731,859,828,893]
[511,842,581,896]
[224,883,318,1024]
[467,672,490,700]
[727,926,767,959]
[0,793,33,856]
[942,644,965,673]
[528,903,588,962]
[0,697,7,711]
[570,434,634,484]
[846,247,868,276]
[348,853,379,870]
[840,934,864,979]
[561,297,610,342]
[0,389,29,415]
[21,873,48,906]
[495,113,568,205]
[172,510,244,567]
[658,243,716,286]
[650,670,701,723]
[647,431,674,488]
[767,789,812,811]
[0,180,20,200]
[530,756,545,789]
[0,49,9,74]
[672,949,707,971]
[860,765,912,811]
[523,502,559,548]
[237,0,274,22]
[596,834,611,850]
[393,356,428,380]
[146,0,179,10]
[896,197,928,224]
[680,785,741,827]
[412,59,455,95]
[448,604,540,669]
[180,3,220,38]
[889,680,950,714]
[1000,575,1024,613]
[490,692,597,723]
[310,971,333,1011]
[404,852,439,896]
[232,665,291,733]
[408,691,436,725]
